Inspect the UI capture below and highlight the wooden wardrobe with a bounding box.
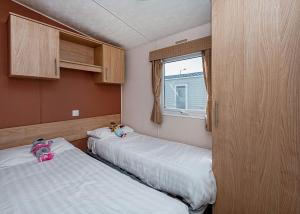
[211,0,299,214]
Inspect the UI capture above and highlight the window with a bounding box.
[162,53,207,118]
[175,85,187,109]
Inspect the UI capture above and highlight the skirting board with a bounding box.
[0,114,120,149]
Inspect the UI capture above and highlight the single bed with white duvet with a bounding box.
[87,129,217,211]
[0,138,190,214]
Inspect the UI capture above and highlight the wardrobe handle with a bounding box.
[214,101,219,128]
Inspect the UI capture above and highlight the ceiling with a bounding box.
[14,0,211,49]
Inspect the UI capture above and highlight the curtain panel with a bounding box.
[202,49,212,131]
[150,60,163,124]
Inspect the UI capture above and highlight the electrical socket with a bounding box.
[72,110,80,117]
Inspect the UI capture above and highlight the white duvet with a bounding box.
[0,138,189,214]
[88,133,217,210]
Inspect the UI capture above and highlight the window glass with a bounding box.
[163,55,207,117]
[175,85,187,109]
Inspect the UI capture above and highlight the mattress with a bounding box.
[0,138,189,214]
[87,132,217,210]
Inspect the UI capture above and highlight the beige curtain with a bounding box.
[150,60,163,124]
[202,49,212,131]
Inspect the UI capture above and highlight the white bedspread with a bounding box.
[0,138,189,214]
[88,133,217,210]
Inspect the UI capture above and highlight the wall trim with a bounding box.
[0,114,120,149]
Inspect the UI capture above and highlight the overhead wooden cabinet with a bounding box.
[8,13,125,84]
[9,15,60,79]
[212,0,299,214]
[95,44,125,84]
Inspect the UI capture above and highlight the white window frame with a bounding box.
[161,53,206,119]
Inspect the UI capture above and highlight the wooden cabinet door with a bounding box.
[110,47,124,84]
[101,44,111,83]
[212,0,299,214]
[10,15,60,79]
[101,44,124,84]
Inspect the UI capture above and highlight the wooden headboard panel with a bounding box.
[0,114,120,150]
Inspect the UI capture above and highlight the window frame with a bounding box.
[161,53,206,119]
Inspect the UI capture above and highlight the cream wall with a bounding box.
[122,23,212,149]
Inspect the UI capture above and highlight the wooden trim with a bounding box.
[60,31,100,48]
[9,13,124,50]
[149,36,211,61]
[0,114,120,150]
[60,60,102,73]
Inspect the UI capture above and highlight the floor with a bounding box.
[204,205,212,214]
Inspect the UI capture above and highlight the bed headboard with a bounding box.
[0,114,120,150]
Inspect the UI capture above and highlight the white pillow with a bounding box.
[87,127,114,139]
[122,126,134,134]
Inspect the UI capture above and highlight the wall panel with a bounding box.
[0,0,121,129]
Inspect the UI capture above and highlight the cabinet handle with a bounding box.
[214,101,219,128]
[54,58,58,76]
[104,67,108,81]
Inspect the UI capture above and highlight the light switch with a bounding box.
[72,110,80,117]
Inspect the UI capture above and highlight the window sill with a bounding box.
[162,110,205,120]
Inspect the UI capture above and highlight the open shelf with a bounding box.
[59,31,103,73]
[60,60,102,73]
[60,30,101,48]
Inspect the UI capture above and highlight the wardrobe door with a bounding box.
[212,0,248,213]
[212,0,299,214]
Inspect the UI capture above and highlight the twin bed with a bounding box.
[0,128,216,214]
